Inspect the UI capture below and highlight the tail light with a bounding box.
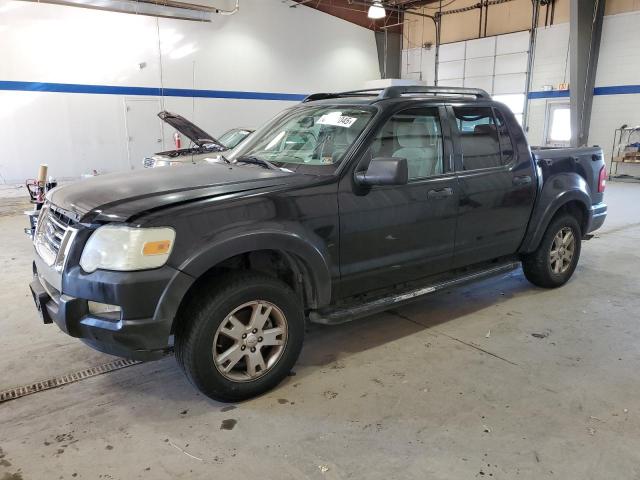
[598,165,607,193]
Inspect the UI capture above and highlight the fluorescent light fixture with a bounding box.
[18,0,211,22]
[367,1,386,19]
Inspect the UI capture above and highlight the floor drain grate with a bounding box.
[0,358,141,403]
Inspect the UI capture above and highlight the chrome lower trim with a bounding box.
[39,275,61,305]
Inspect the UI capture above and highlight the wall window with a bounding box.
[454,106,502,170]
[545,103,571,146]
[372,108,443,180]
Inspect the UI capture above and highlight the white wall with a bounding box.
[0,0,380,183]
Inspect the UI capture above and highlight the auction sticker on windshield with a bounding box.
[317,112,358,128]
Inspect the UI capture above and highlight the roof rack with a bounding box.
[302,86,491,103]
[382,86,491,99]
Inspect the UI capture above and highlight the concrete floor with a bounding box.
[1,182,639,480]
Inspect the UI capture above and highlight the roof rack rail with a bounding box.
[302,86,491,103]
[380,86,491,100]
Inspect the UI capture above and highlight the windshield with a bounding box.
[229,106,374,170]
[218,129,253,149]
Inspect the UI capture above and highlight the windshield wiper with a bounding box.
[234,155,280,170]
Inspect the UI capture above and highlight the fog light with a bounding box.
[88,301,121,317]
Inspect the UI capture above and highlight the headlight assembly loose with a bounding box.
[80,225,176,273]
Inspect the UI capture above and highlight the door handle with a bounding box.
[512,175,532,186]
[427,187,453,199]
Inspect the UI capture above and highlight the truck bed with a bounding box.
[531,146,605,206]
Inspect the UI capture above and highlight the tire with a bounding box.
[175,272,304,402]
[522,213,582,288]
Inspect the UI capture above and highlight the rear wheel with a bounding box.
[522,213,582,288]
[175,272,304,402]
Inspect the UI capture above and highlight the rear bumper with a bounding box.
[587,201,607,234]
[30,260,193,361]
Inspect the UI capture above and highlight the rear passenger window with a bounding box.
[454,106,501,170]
[494,108,516,165]
[371,108,443,180]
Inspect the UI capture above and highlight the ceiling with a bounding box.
[287,1,441,33]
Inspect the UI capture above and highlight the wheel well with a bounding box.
[171,250,315,334]
[554,200,588,235]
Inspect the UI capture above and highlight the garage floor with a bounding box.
[1,182,639,480]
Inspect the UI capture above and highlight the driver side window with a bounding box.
[371,108,443,181]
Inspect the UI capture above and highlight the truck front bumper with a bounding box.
[30,256,193,361]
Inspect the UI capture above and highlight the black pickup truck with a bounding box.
[29,86,607,401]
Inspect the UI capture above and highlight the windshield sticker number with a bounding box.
[317,113,358,128]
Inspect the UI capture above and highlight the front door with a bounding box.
[337,106,459,298]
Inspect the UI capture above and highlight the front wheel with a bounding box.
[175,272,304,402]
[522,213,582,288]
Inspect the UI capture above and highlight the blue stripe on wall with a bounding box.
[593,85,640,96]
[0,80,308,102]
[3,80,640,102]
[528,90,570,99]
[529,84,640,99]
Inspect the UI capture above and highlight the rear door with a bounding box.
[450,104,536,267]
[337,105,459,298]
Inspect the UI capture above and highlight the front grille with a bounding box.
[34,204,77,271]
[143,157,156,168]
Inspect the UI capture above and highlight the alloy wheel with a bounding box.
[549,226,575,274]
[212,301,288,382]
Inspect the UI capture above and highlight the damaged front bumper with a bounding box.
[30,252,191,361]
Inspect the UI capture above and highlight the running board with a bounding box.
[309,261,520,325]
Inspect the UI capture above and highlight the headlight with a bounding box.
[80,225,176,273]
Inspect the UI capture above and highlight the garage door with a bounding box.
[438,31,530,124]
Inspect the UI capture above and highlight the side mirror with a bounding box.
[355,157,408,186]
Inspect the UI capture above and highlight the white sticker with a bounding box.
[317,112,358,128]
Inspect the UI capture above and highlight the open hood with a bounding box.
[158,111,225,150]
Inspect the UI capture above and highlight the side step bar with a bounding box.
[309,261,520,325]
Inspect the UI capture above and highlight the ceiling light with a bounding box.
[367,2,386,19]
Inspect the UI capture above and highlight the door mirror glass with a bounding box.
[355,157,408,186]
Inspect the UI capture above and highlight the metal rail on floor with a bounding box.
[0,358,141,404]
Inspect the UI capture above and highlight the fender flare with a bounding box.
[520,173,591,253]
[175,225,333,307]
